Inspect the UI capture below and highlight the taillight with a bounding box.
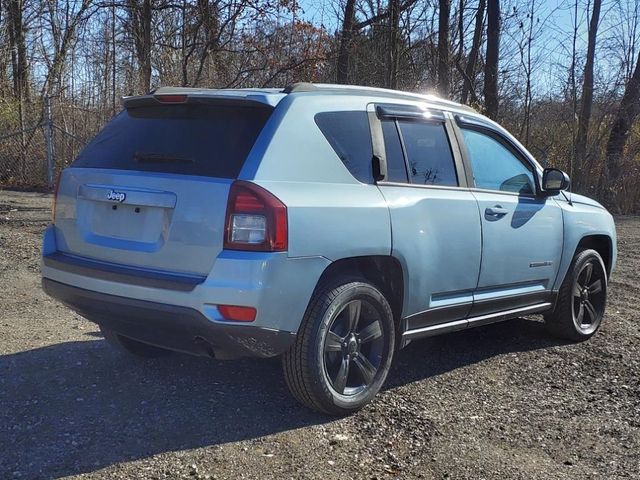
[51,173,61,223]
[224,181,287,252]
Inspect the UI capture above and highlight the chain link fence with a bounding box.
[0,126,47,187]
[0,97,96,190]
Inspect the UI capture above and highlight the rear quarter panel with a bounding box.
[253,180,391,261]
[245,94,392,260]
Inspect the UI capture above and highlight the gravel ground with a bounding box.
[0,189,638,480]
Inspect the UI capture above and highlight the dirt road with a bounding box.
[1,190,638,479]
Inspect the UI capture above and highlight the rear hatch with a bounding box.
[53,96,273,277]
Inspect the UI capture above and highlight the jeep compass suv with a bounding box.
[42,83,617,415]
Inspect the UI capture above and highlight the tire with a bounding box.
[283,279,395,416]
[100,325,172,358]
[544,248,608,341]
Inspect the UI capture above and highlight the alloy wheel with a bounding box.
[572,259,606,334]
[323,299,385,396]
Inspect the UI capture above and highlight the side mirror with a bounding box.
[542,168,570,193]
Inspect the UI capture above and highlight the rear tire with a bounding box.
[283,279,395,416]
[544,249,607,341]
[100,325,172,358]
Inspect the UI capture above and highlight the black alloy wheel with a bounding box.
[322,299,385,396]
[283,279,395,415]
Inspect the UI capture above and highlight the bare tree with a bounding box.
[40,0,93,96]
[568,0,579,181]
[337,0,357,84]
[437,0,451,96]
[461,0,485,104]
[126,0,152,93]
[177,0,223,87]
[192,0,221,86]
[386,0,401,88]
[605,49,640,181]
[575,0,602,173]
[484,0,499,119]
[336,0,419,85]
[7,0,29,102]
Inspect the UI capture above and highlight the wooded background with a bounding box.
[0,0,639,212]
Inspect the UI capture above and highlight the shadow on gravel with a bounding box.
[388,316,563,388]
[1,338,327,479]
[1,317,563,479]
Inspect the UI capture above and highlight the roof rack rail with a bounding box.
[282,82,476,113]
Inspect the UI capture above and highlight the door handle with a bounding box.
[485,205,508,217]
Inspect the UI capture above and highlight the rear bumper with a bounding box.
[42,251,204,292]
[43,278,296,358]
[42,224,329,335]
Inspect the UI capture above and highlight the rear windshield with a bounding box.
[72,104,272,178]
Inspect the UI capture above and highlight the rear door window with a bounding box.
[381,120,408,183]
[397,121,458,186]
[72,104,273,179]
[315,111,373,183]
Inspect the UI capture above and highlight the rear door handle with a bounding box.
[485,205,508,217]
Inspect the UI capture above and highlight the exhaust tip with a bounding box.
[194,336,217,359]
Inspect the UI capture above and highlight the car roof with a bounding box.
[136,84,478,114]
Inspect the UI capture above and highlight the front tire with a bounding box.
[283,279,395,416]
[545,249,607,341]
[100,325,173,358]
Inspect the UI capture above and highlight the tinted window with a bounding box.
[72,104,272,178]
[397,121,458,186]
[315,111,373,183]
[462,129,535,194]
[381,120,408,183]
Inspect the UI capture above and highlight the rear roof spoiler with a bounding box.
[122,86,284,109]
[122,93,275,110]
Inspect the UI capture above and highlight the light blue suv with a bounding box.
[42,83,617,415]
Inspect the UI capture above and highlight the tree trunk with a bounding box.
[6,0,27,180]
[336,0,356,84]
[0,1,5,96]
[7,0,29,102]
[575,0,602,172]
[605,50,640,181]
[437,0,451,96]
[112,2,117,114]
[569,0,578,181]
[386,0,400,89]
[181,0,188,86]
[193,0,221,86]
[461,0,485,104]
[457,0,464,61]
[128,0,152,93]
[519,0,536,148]
[483,0,499,119]
[140,0,152,92]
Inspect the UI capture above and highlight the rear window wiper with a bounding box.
[133,152,194,164]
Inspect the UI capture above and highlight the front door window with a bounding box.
[461,129,535,194]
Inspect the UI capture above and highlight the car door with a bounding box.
[454,117,563,318]
[371,104,482,336]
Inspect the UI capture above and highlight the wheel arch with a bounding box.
[313,255,405,326]
[576,234,613,277]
